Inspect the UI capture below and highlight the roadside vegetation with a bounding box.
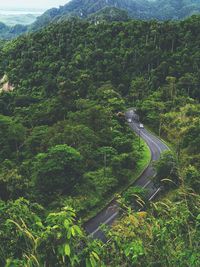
[0,16,199,266]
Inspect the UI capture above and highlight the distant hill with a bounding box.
[0,22,28,39]
[1,0,200,39]
[30,0,148,30]
[30,0,200,29]
[0,13,39,27]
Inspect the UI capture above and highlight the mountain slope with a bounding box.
[30,0,149,30]
[31,0,200,30]
[1,0,200,39]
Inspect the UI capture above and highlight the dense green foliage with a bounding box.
[102,191,200,266]
[0,199,103,266]
[1,16,200,102]
[0,14,199,266]
[0,19,148,216]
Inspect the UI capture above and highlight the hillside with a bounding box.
[31,0,200,30]
[0,15,199,266]
[1,0,200,39]
[33,0,200,24]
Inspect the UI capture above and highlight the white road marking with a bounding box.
[148,188,161,201]
[141,130,162,154]
[142,180,151,188]
[130,123,162,155]
[89,211,119,236]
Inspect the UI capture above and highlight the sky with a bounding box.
[0,0,70,10]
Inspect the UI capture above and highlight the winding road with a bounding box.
[84,109,169,241]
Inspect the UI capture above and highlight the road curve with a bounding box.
[84,110,169,240]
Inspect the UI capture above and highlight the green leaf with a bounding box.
[64,219,70,229]
[73,225,83,236]
[64,243,71,257]
[86,258,91,267]
[124,247,130,257]
[90,255,97,267]
[57,232,62,239]
[91,251,100,261]
[35,221,44,228]
[71,226,75,237]
[67,228,71,239]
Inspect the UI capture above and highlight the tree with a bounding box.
[0,115,26,162]
[33,145,82,196]
[24,125,49,157]
[84,168,117,197]
[111,153,138,184]
[0,160,28,200]
[95,82,125,112]
[112,136,133,153]
[129,77,149,103]
[154,151,180,188]
[184,165,200,193]
[165,76,177,100]
[137,91,165,130]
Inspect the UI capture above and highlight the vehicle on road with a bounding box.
[139,123,144,128]
[127,118,132,123]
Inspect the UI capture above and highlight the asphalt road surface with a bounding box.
[84,110,169,241]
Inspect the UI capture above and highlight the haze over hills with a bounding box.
[1,0,200,39]
[0,8,43,26]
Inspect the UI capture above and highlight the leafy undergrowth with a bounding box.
[101,188,200,267]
